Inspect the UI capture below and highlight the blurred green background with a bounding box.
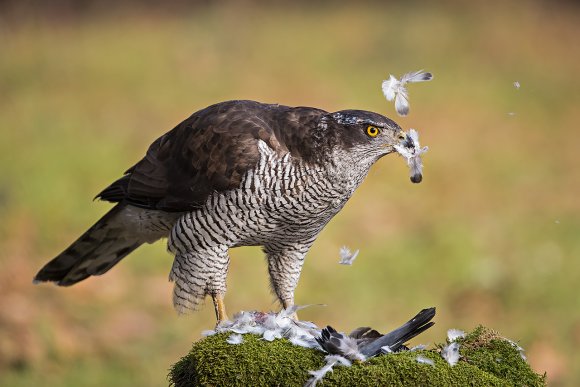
[1,1,579,385]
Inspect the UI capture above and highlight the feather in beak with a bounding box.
[394,129,429,184]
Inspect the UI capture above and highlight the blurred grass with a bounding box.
[1,1,579,386]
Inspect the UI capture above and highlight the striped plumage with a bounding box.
[34,100,406,322]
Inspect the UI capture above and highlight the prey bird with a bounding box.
[34,100,418,323]
[316,307,436,361]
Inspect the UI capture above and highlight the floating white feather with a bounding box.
[382,70,433,116]
[339,246,359,265]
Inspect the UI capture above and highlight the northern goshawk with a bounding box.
[34,100,417,323]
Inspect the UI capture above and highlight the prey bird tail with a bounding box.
[33,204,144,286]
[360,307,436,357]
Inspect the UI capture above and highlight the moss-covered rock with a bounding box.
[169,326,545,386]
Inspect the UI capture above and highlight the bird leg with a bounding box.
[281,299,299,320]
[212,293,229,325]
[264,244,310,322]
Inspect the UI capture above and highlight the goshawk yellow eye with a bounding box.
[366,126,379,138]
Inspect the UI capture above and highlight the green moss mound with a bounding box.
[169,326,545,386]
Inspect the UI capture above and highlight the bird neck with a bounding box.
[325,149,377,194]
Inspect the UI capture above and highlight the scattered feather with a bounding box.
[290,336,318,348]
[505,338,527,360]
[410,344,427,352]
[447,329,466,342]
[394,129,429,184]
[416,355,435,366]
[507,112,516,116]
[226,333,244,345]
[339,246,359,265]
[513,81,521,89]
[441,342,461,366]
[203,307,436,386]
[305,355,352,387]
[263,329,282,342]
[210,306,325,350]
[382,70,433,116]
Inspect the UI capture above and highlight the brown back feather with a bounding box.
[96,100,329,212]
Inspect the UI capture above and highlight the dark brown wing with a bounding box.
[96,100,327,212]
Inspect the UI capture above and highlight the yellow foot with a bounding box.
[212,294,229,326]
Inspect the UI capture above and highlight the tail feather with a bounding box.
[34,204,144,286]
[360,307,436,357]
